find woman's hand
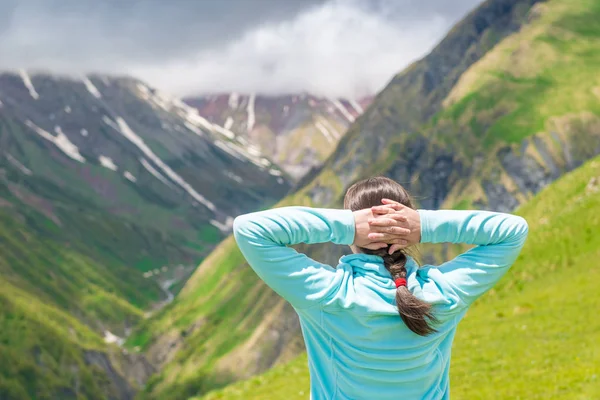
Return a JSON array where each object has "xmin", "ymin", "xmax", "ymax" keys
[
  {"xmin": 353, "ymin": 208, "xmax": 411, "ymax": 250},
  {"xmin": 369, "ymin": 199, "xmax": 421, "ymax": 254}
]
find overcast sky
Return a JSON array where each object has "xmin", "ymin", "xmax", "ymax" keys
[{"xmin": 0, "ymin": 0, "xmax": 483, "ymax": 98}]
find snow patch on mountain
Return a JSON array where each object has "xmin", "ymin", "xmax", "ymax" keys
[
  {"xmin": 6, "ymin": 153, "xmax": 33, "ymax": 175},
  {"xmin": 132, "ymin": 84, "xmax": 269, "ymax": 167},
  {"xmin": 212, "ymin": 124, "xmax": 236, "ymax": 140},
  {"xmin": 19, "ymin": 70, "xmax": 39, "ymax": 100},
  {"xmin": 110, "ymin": 116, "xmax": 216, "ymax": 211},
  {"xmin": 179, "ymin": 108, "xmax": 215, "ymax": 132},
  {"xmin": 246, "ymin": 145, "xmax": 262, "ymax": 157},
  {"xmin": 224, "ymin": 171, "xmax": 243, "ymax": 184},
  {"xmin": 319, "ymin": 117, "xmax": 341, "ymax": 139},
  {"xmin": 215, "ymin": 141, "xmax": 247, "ymax": 162},
  {"xmin": 184, "ymin": 121, "xmax": 204, "ymax": 136},
  {"xmin": 315, "ymin": 121, "xmax": 334, "ymax": 144},
  {"xmin": 103, "ymin": 331, "xmax": 125, "ymax": 346},
  {"xmin": 330, "ymin": 98, "xmax": 355, "ymax": 123},
  {"xmin": 214, "ymin": 140, "xmax": 271, "ymax": 171},
  {"xmin": 136, "ymin": 83, "xmax": 152, "ymax": 100},
  {"xmin": 99, "ymin": 155, "xmax": 118, "ymax": 171},
  {"xmin": 228, "ymin": 93, "xmax": 239, "ymax": 109},
  {"xmin": 124, "ymin": 171, "xmax": 137, "ymax": 182},
  {"xmin": 136, "ymin": 84, "xmax": 233, "ymax": 142},
  {"xmin": 102, "ymin": 115, "xmax": 120, "ymax": 131},
  {"xmin": 246, "ymin": 93, "xmax": 256, "ymax": 132},
  {"xmin": 224, "ymin": 117, "xmax": 234, "ymax": 130},
  {"xmin": 140, "ymin": 158, "xmax": 172, "ymax": 187},
  {"xmin": 349, "ymin": 99, "xmax": 364, "ymax": 114},
  {"xmin": 210, "ymin": 217, "xmax": 233, "ymax": 233},
  {"xmin": 82, "ymin": 77, "xmax": 102, "ymax": 99},
  {"xmin": 26, "ymin": 121, "xmax": 85, "ymax": 163}
]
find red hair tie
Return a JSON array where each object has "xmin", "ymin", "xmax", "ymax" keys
[{"xmin": 394, "ymin": 278, "xmax": 407, "ymax": 288}]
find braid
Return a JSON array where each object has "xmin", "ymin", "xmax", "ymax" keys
[
  {"xmin": 382, "ymin": 252, "xmax": 408, "ymax": 281},
  {"xmin": 343, "ymin": 176, "xmax": 437, "ymax": 336},
  {"xmin": 371, "ymin": 249, "xmax": 437, "ymax": 336}
]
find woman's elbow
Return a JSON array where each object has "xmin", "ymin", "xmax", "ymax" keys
[
  {"xmin": 512, "ymin": 215, "xmax": 529, "ymax": 240},
  {"xmin": 233, "ymin": 214, "xmax": 251, "ymax": 237}
]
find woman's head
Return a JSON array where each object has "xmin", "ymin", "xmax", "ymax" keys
[
  {"xmin": 344, "ymin": 177, "xmax": 414, "ymax": 256},
  {"xmin": 344, "ymin": 176, "xmax": 437, "ymax": 336},
  {"xmin": 344, "ymin": 176, "xmax": 414, "ymax": 214}
]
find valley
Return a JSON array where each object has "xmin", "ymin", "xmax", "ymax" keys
[{"xmin": 1, "ymin": 0, "xmax": 599, "ymax": 399}]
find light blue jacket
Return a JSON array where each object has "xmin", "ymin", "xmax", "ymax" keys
[{"xmin": 233, "ymin": 207, "xmax": 528, "ymax": 399}]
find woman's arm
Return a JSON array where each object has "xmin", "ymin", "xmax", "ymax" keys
[
  {"xmin": 368, "ymin": 203, "xmax": 528, "ymax": 310},
  {"xmin": 234, "ymin": 206, "xmax": 394, "ymax": 309},
  {"xmin": 418, "ymin": 209, "xmax": 529, "ymax": 308}
]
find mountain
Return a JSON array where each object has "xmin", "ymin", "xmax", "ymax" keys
[
  {"xmin": 129, "ymin": 0, "xmax": 600, "ymax": 398},
  {"xmin": 185, "ymin": 94, "xmax": 372, "ymax": 179},
  {"xmin": 197, "ymin": 154, "xmax": 600, "ymax": 400},
  {"xmin": 0, "ymin": 72, "xmax": 289, "ymax": 252},
  {"xmin": 0, "ymin": 72, "xmax": 291, "ymax": 398}
]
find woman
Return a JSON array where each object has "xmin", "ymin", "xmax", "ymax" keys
[{"xmin": 233, "ymin": 177, "xmax": 528, "ymax": 399}]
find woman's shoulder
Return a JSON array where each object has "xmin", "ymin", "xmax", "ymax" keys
[{"xmin": 411, "ymin": 265, "xmax": 465, "ymax": 320}]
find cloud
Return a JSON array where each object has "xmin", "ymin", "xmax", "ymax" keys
[
  {"xmin": 0, "ymin": 0, "xmax": 483, "ymax": 98},
  {"xmin": 0, "ymin": 0, "xmax": 325, "ymax": 69}
]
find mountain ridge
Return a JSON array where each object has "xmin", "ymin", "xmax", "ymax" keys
[{"xmin": 185, "ymin": 93, "xmax": 372, "ymax": 179}]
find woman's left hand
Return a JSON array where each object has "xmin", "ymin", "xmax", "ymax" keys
[{"xmin": 369, "ymin": 199, "xmax": 421, "ymax": 254}]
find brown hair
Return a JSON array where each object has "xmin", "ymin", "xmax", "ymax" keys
[{"xmin": 344, "ymin": 177, "xmax": 437, "ymax": 336}]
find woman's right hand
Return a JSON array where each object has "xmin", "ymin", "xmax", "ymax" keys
[{"xmin": 369, "ymin": 199, "xmax": 422, "ymax": 254}]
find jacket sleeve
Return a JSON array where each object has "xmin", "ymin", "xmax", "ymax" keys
[
  {"xmin": 233, "ymin": 206, "xmax": 355, "ymax": 309},
  {"xmin": 418, "ymin": 209, "xmax": 529, "ymax": 312}
]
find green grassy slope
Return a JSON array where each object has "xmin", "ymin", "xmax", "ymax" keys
[
  {"xmin": 0, "ymin": 182, "xmax": 162, "ymax": 330},
  {"xmin": 198, "ymin": 155, "xmax": 600, "ymax": 400},
  {"xmin": 0, "ymin": 211, "xmax": 149, "ymax": 399},
  {"xmin": 0, "ymin": 157, "xmax": 185, "ymax": 398},
  {"xmin": 0, "ymin": 167, "xmax": 183, "ymax": 399},
  {"xmin": 132, "ymin": 0, "xmax": 600, "ymax": 397},
  {"xmin": 0, "ymin": 116, "xmax": 216, "ymax": 274},
  {"xmin": 0, "ymin": 278, "xmax": 113, "ymax": 400}
]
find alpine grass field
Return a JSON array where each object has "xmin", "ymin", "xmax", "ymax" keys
[{"xmin": 198, "ymin": 155, "xmax": 600, "ymax": 400}]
